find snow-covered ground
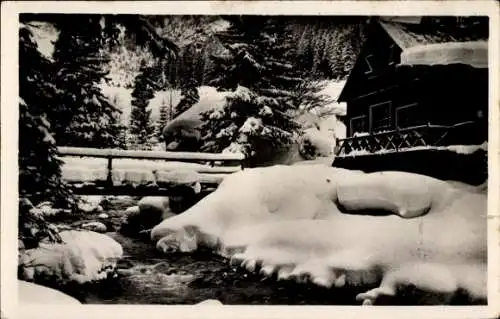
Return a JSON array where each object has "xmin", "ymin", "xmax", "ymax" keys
[{"xmin": 18, "ymin": 281, "xmax": 82, "ymax": 305}]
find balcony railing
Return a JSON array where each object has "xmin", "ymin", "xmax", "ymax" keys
[{"xmin": 335, "ymin": 121, "xmax": 478, "ymax": 157}]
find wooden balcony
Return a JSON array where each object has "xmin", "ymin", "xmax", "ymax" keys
[{"xmin": 335, "ymin": 121, "xmax": 480, "ymax": 157}]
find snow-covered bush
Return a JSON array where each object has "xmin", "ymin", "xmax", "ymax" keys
[
  {"xmin": 298, "ymin": 127, "xmax": 335, "ymax": 160},
  {"xmin": 200, "ymin": 17, "xmax": 305, "ymax": 164},
  {"xmin": 201, "ymin": 85, "xmax": 299, "ymax": 164},
  {"xmin": 18, "ymin": 198, "xmax": 65, "ymax": 251}
]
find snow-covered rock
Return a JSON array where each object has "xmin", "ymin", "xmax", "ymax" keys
[
  {"xmin": 35, "ymin": 202, "xmax": 62, "ymax": 217},
  {"xmin": 80, "ymin": 221, "xmax": 107, "ymax": 233},
  {"xmin": 19, "ymin": 230, "xmax": 123, "ymax": 285},
  {"xmin": 151, "ymin": 165, "xmax": 487, "ymax": 305},
  {"xmin": 138, "ymin": 197, "xmax": 171, "ymax": 219},
  {"xmin": 77, "ymin": 196, "xmax": 105, "ymax": 213},
  {"xmin": 155, "ymin": 169, "xmax": 202, "ymax": 194},
  {"xmin": 125, "ymin": 205, "xmax": 140, "ymax": 215},
  {"xmin": 120, "ymin": 198, "xmax": 175, "ymax": 237},
  {"xmin": 98, "ymin": 213, "xmax": 109, "ymax": 219},
  {"xmin": 18, "ymin": 280, "xmax": 81, "ymax": 305}
]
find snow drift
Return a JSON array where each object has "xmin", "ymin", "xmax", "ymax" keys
[{"xmin": 150, "ymin": 164, "xmax": 487, "ymax": 305}]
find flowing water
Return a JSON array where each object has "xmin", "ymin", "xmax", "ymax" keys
[{"xmin": 80, "ymin": 231, "xmax": 360, "ymax": 305}]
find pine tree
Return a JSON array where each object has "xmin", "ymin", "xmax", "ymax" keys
[
  {"xmin": 174, "ymin": 78, "xmax": 199, "ymax": 118},
  {"xmin": 51, "ymin": 15, "xmax": 126, "ymax": 149},
  {"xmin": 155, "ymin": 99, "xmax": 172, "ymax": 142},
  {"xmin": 18, "ymin": 23, "xmax": 74, "ymax": 208},
  {"xmin": 201, "ymin": 16, "xmax": 304, "ymax": 162},
  {"xmin": 129, "ymin": 65, "xmax": 159, "ymax": 150}
]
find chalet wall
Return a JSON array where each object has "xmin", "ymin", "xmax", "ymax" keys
[
  {"xmin": 333, "ymin": 148, "xmax": 487, "ymax": 186},
  {"xmin": 414, "ymin": 65, "xmax": 488, "ymax": 127},
  {"xmin": 345, "ymin": 81, "xmax": 426, "ymax": 136},
  {"xmin": 342, "ymin": 22, "xmax": 402, "ymax": 116},
  {"xmin": 340, "ymin": 21, "xmax": 488, "ymax": 142}
]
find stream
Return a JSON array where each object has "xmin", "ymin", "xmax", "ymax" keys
[
  {"xmin": 52, "ymin": 197, "xmax": 360, "ymax": 305},
  {"xmin": 80, "ymin": 231, "xmax": 361, "ymax": 305}
]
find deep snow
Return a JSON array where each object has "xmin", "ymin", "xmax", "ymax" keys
[{"xmin": 150, "ymin": 164, "xmax": 487, "ymax": 305}]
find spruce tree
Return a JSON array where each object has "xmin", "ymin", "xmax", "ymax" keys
[
  {"xmin": 129, "ymin": 65, "xmax": 158, "ymax": 150},
  {"xmin": 18, "ymin": 23, "xmax": 74, "ymax": 208},
  {"xmin": 51, "ymin": 15, "xmax": 126, "ymax": 149},
  {"xmin": 201, "ymin": 16, "xmax": 303, "ymax": 162}
]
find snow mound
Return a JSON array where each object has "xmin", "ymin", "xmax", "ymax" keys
[
  {"xmin": 18, "ymin": 280, "xmax": 81, "ymax": 305},
  {"xmin": 19, "ymin": 230, "xmax": 123, "ymax": 285},
  {"xmin": 150, "ymin": 165, "xmax": 487, "ymax": 305}
]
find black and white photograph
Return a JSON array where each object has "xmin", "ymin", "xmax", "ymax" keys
[{"xmin": 1, "ymin": 1, "xmax": 499, "ymax": 319}]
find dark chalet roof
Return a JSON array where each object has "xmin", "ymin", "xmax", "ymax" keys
[{"xmin": 338, "ymin": 19, "xmax": 488, "ymax": 102}]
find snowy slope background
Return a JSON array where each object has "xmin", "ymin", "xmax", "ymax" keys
[{"xmin": 26, "ymin": 19, "xmax": 348, "ymax": 164}]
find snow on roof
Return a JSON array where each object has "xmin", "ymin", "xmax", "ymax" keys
[
  {"xmin": 379, "ymin": 17, "xmax": 423, "ymax": 25},
  {"xmin": 169, "ymin": 86, "xmax": 230, "ymax": 127},
  {"xmin": 400, "ymin": 41, "xmax": 488, "ymax": 69},
  {"xmin": 379, "ymin": 21, "xmax": 485, "ymax": 50}
]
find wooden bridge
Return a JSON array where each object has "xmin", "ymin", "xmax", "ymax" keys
[{"xmin": 58, "ymin": 147, "xmax": 246, "ymax": 196}]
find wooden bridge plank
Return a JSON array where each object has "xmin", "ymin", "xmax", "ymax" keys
[
  {"xmin": 58, "ymin": 147, "xmax": 245, "ymax": 161},
  {"xmin": 57, "ymin": 146, "xmax": 244, "ymax": 195}
]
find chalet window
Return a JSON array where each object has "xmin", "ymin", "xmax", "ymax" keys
[
  {"xmin": 369, "ymin": 101, "xmax": 392, "ymax": 132},
  {"xmin": 350, "ymin": 115, "xmax": 367, "ymax": 136},
  {"xmin": 364, "ymin": 54, "xmax": 374, "ymax": 74},
  {"xmin": 396, "ymin": 103, "xmax": 423, "ymax": 129},
  {"xmin": 388, "ymin": 44, "xmax": 397, "ymax": 66}
]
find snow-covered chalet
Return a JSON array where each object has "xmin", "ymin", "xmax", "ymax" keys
[{"xmin": 333, "ymin": 16, "xmax": 488, "ymax": 185}]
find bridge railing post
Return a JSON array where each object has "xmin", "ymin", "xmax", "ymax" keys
[{"xmin": 107, "ymin": 156, "xmax": 113, "ymax": 185}]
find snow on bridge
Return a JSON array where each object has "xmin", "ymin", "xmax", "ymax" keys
[{"xmin": 58, "ymin": 147, "xmax": 246, "ymax": 196}]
